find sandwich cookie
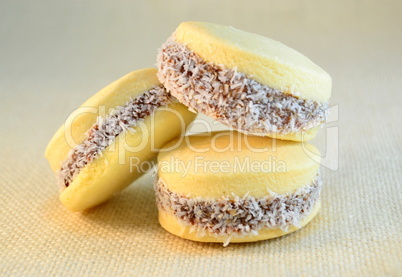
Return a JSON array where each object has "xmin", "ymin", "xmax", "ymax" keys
[
  {"xmin": 155, "ymin": 131, "xmax": 322, "ymax": 246},
  {"xmin": 157, "ymin": 21, "xmax": 332, "ymax": 141},
  {"xmin": 45, "ymin": 68, "xmax": 196, "ymax": 211}
]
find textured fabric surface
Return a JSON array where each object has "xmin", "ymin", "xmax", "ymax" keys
[{"xmin": 1, "ymin": 1, "xmax": 401, "ymax": 276}]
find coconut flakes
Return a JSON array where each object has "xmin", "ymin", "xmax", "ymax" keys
[
  {"xmin": 157, "ymin": 38, "xmax": 328, "ymax": 136},
  {"xmin": 58, "ymin": 85, "xmax": 173, "ymax": 187},
  {"xmin": 155, "ymin": 175, "xmax": 322, "ymax": 244}
]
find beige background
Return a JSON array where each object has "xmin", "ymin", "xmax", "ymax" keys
[{"xmin": 1, "ymin": 0, "xmax": 401, "ymax": 276}]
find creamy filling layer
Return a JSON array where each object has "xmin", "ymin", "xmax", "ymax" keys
[
  {"xmin": 155, "ymin": 176, "xmax": 321, "ymax": 239},
  {"xmin": 59, "ymin": 86, "xmax": 172, "ymax": 187},
  {"xmin": 157, "ymin": 38, "xmax": 328, "ymax": 135}
]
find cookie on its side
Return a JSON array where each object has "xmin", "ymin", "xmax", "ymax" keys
[{"xmin": 45, "ymin": 68, "xmax": 196, "ymax": 211}]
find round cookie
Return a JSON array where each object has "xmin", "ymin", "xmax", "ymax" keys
[
  {"xmin": 157, "ymin": 21, "xmax": 332, "ymax": 141},
  {"xmin": 155, "ymin": 131, "xmax": 322, "ymax": 246},
  {"xmin": 45, "ymin": 68, "xmax": 196, "ymax": 211}
]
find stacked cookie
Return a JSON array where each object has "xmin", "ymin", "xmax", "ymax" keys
[{"xmin": 46, "ymin": 22, "xmax": 331, "ymax": 246}]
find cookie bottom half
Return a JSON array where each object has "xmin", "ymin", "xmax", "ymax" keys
[{"xmin": 158, "ymin": 202, "xmax": 320, "ymax": 245}]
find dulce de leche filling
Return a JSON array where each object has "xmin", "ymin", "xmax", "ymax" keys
[
  {"xmin": 59, "ymin": 86, "xmax": 172, "ymax": 187},
  {"xmin": 157, "ymin": 38, "xmax": 328, "ymax": 135},
  {"xmin": 155, "ymin": 175, "xmax": 321, "ymax": 242}
]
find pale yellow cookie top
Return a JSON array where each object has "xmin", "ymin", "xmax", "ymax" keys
[
  {"xmin": 45, "ymin": 68, "xmax": 160, "ymax": 173},
  {"xmin": 158, "ymin": 131, "xmax": 321, "ymax": 197},
  {"xmin": 173, "ymin": 21, "xmax": 331, "ymax": 102}
]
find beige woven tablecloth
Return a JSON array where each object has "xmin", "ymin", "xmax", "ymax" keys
[{"xmin": 1, "ymin": 1, "xmax": 401, "ymax": 276}]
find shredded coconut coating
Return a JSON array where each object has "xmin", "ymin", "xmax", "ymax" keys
[
  {"xmin": 155, "ymin": 176, "xmax": 321, "ymax": 243},
  {"xmin": 59, "ymin": 85, "xmax": 173, "ymax": 187},
  {"xmin": 157, "ymin": 38, "xmax": 328, "ymax": 135}
]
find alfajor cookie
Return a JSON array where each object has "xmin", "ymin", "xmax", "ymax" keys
[
  {"xmin": 155, "ymin": 131, "xmax": 322, "ymax": 246},
  {"xmin": 45, "ymin": 68, "xmax": 196, "ymax": 211},
  {"xmin": 157, "ymin": 21, "xmax": 332, "ymax": 141}
]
